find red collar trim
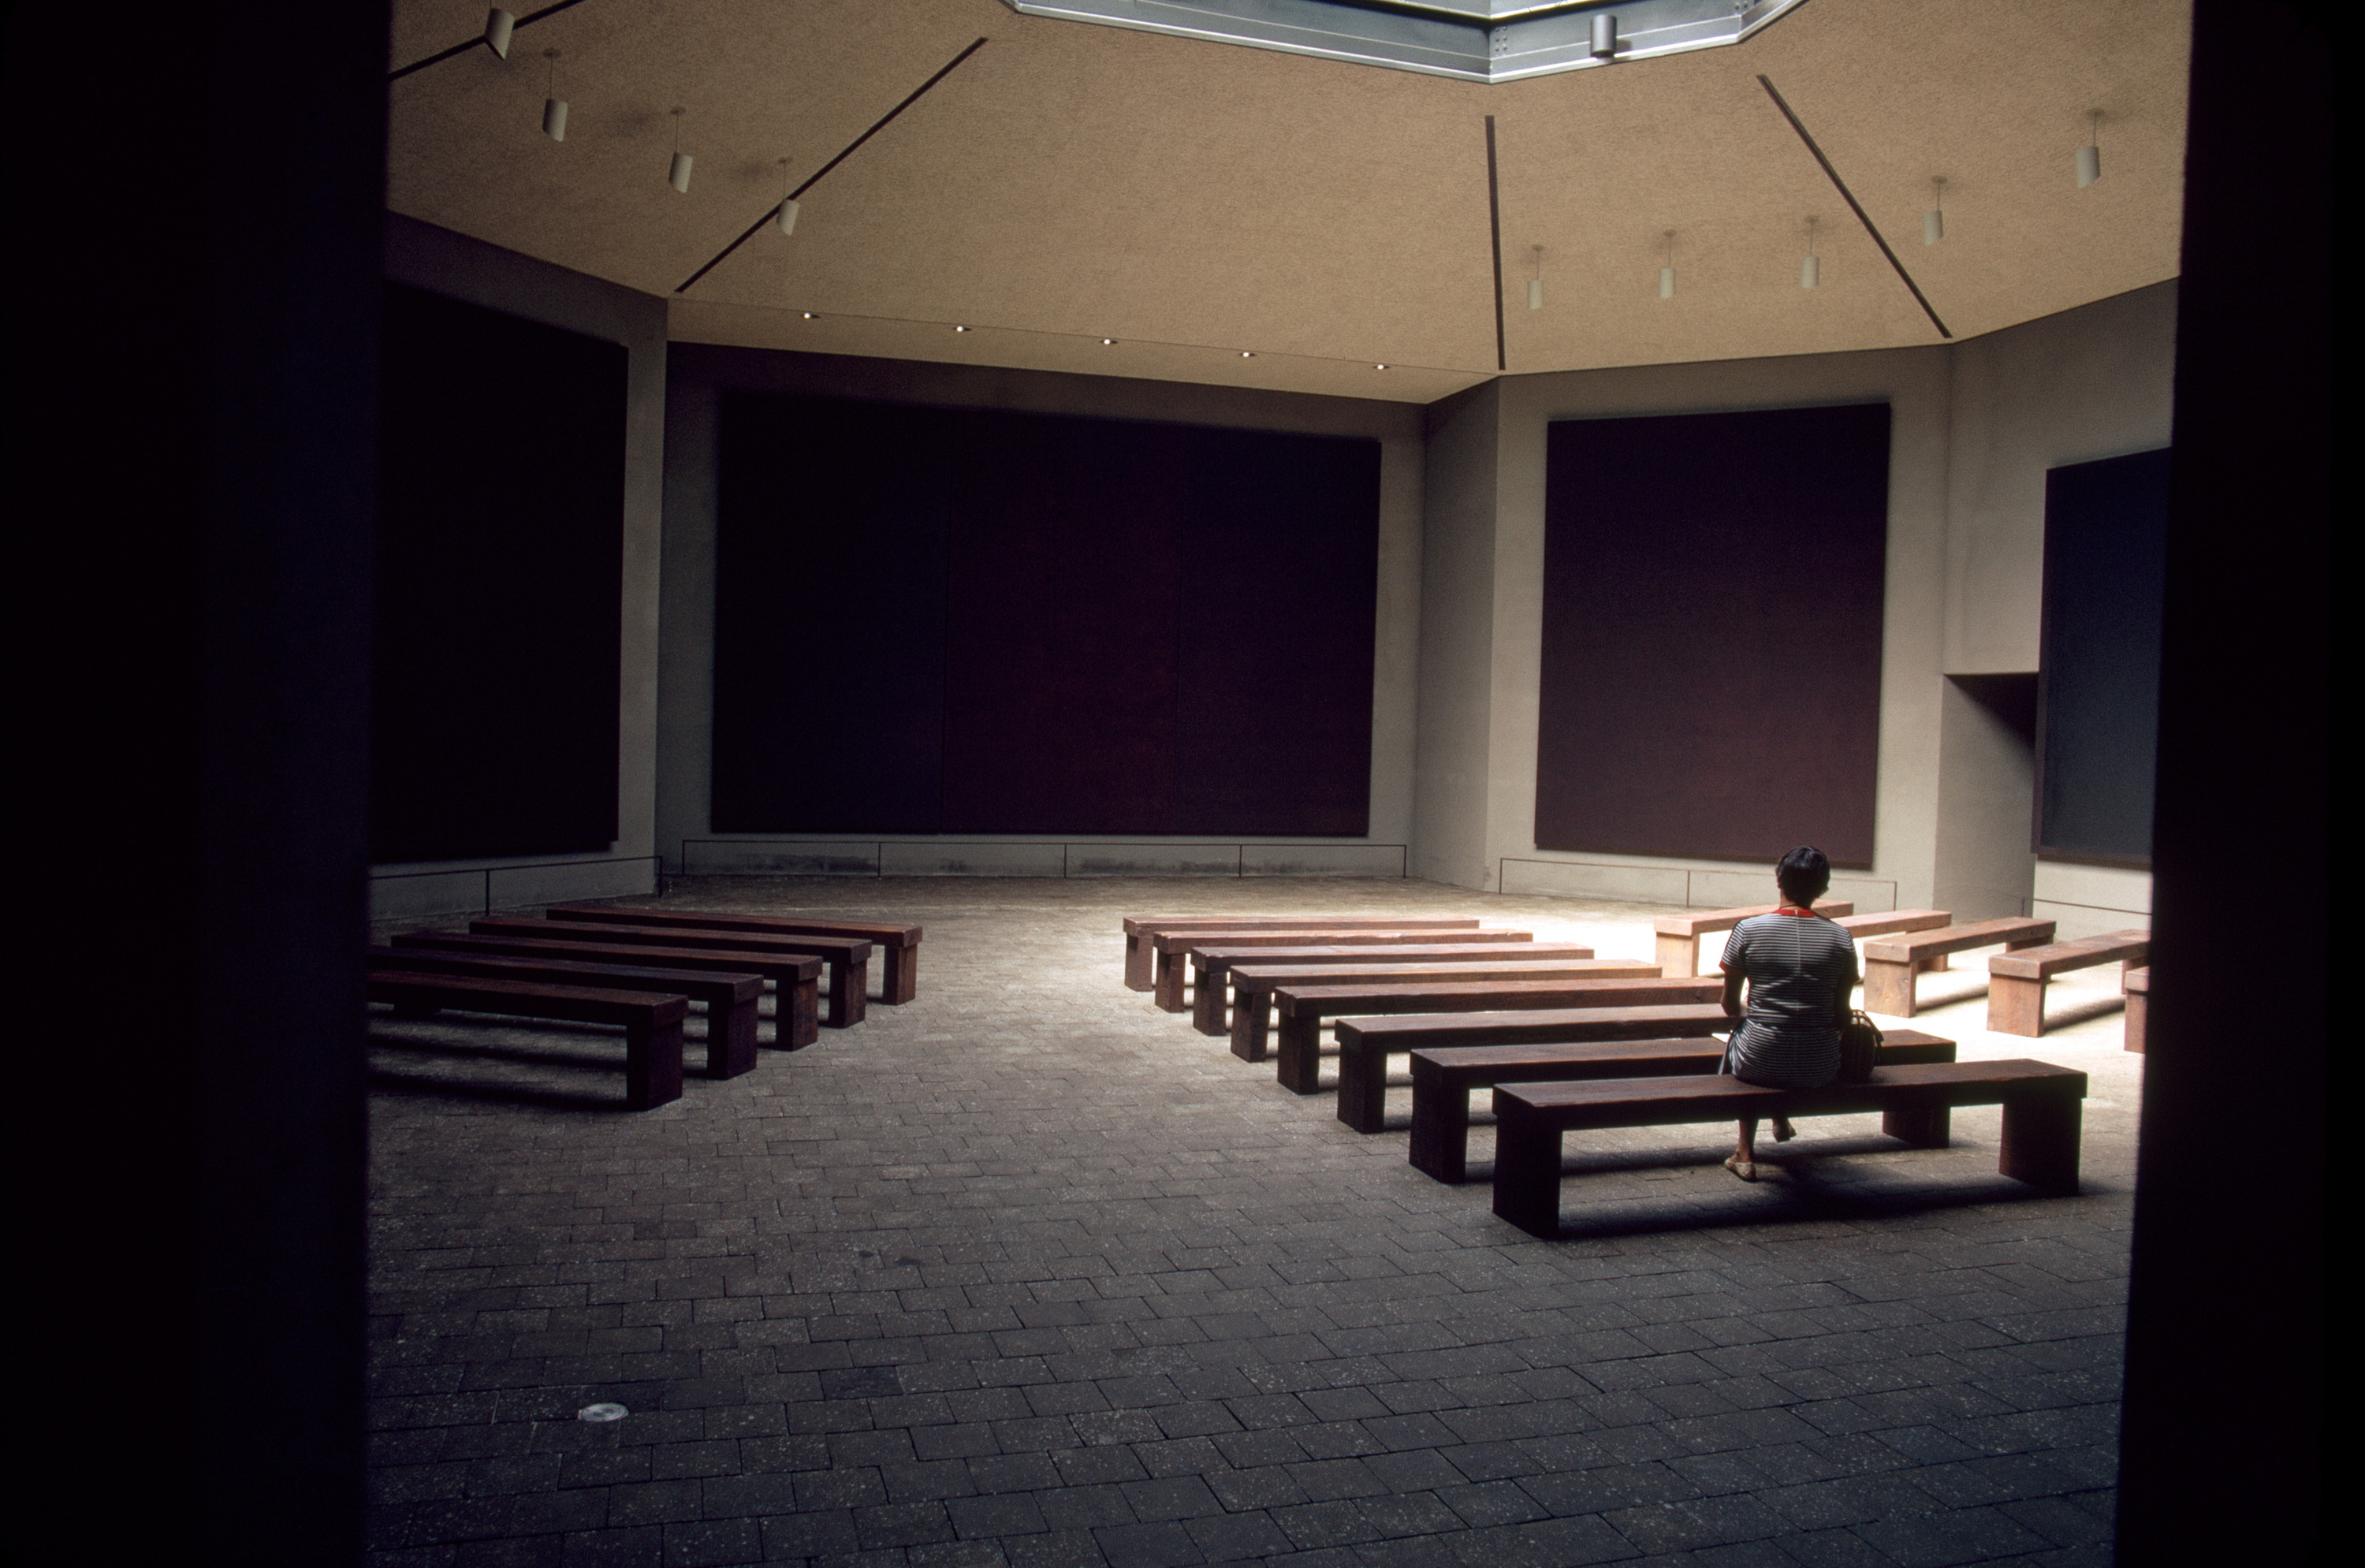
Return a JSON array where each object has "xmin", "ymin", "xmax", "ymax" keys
[{"xmin": 1775, "ymin": 906, "xmax": 1816, "ymax": 917}]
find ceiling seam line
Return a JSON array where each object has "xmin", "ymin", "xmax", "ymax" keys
[
  {"xmin": 675, "ymin": 37, "xmax": 991, "ymax": 296},
  {"xmin": 1756, "ymin": 73, "xmax": 1952, "ymax": 341},
  {"xmin": 388, "ymin": 0, "xmax": 601, "ymax": 83},
  {"xmin": 1485, "ymin": 116, "xmax": 1507, "ymax": 373}
]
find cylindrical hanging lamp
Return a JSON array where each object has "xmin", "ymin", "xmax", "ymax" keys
[
  {"xmin": 542, "ymin": 50, "xmax": 565, "ymax": 142},
  {"xmin": 1924, "ymin": 177, "xmax": 1945, "ymax": 244},
  {"xmin": 2077, "ymin": 114, "xmax": 2101, "ymax": 186},
  {"xmin": 1591, "ymin": 13, "xmax": 1618, "ymax": 59},
  {"xmin": 1659, "ymin": 231, "xmax": 1674, "ymax": 298},
  {"xmin": 777, "ymin": 199, "xmax": 800, "ymax": 235},
  {"xmin": 668, "ymin": 109, "xmax": 691, "ymax": 193},
  {"xmin": 1801, "ymin": 217, "xmax": 1819, "ymax": 288},
  {"xmin": 1527, "ymin": 244, "xmax": 1544, "ymax": 310},
  {"xmin": 484, "ymin": 9, "xmax": 515, "ymax": 59}
]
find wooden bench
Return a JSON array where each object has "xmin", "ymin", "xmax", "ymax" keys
[
  {"xmin": 1261, "ymin": 974, "xmax": 1717, "ymax": 1091},
  {"xmin": 1228, "ymin": 955, "xmax": 1623, "ymax": 1063},
  {"xmin": 2123, "ymin": 966, "xmax": 2149, "ymax": 1053},
  {"xmin": 1159, "ymin": 928, "xmax": 1531, "ymax": 1019},
  {"xmin": 1183, "ymin": 939, "xmax": 1556, "ymax": 1033},
  {"xmin": 1652, "ymin": 899, "xmax": 1853, "ymax": 978},
  {"xmin": 1121, "ymin": 916, "xmax": 1480, "ymax": 992},
  {"xmin": 1834, "ymin": 910, "xmax": 1957, "ymax": 968},
  {"xmin": 1406, "ymin": 1029, "xmax": 1958, "ymax": 1183},
  {"xmin": 391, "ymin": 931, "xmax": 823, "ymax": 1048},
  {"xmin": 367, "ymin": 971, "xmax": 688, "ymax": 1110},
  {"xmin": 1859, "ymin": 918, "xmax": 2058, "ymax": 1017},
  {"xmin": 1332, "ymin": 1002, "xmax": 1734, "ymax": 1133},
  {"xmin": 371, "ymin": 947, "xmax": 764, "ymax": 1078},
  {"xmin": 475, "ymin": 917, "xmax": 872, "ymax": 1028},
  {"xmin": 1489, "ymin": 1058, "xmax": 2090, "ymax": 1236},
  {"xmin": 545, "ymin": 903, "xmax": 925, "ymax": 1004},
  {"xmin": 1987, "ymin": 929, "xmax": 2150, "ymax": 1036}
]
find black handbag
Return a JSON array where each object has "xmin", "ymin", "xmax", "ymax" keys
[{"xmin": 1837, "ymin": 1009, "xmax": 1883, "ymax": 1083}]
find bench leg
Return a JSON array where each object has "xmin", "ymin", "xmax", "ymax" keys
[
  {"xmin": 1490, "ymin": 1104, "xmax": 1562, "ymax": 1238},
  {"xmin": 1987, "ymin": 974, "xmax": 2046, "ymax": 1037},
  {"xmin": 1334, "ymin": 1041, "xmax": 1387, "ymax": 1132},
  {"xmin": 1862, "ymin": 958, "xmax": 1918, "ymax": 1016},
  {"xmin": 1654, "ymin": 931, "xmax": 1696, "ymax": 978},
  {"xmin": 1230, "ymin": 992, "xmax": 1272, "ymax": 1061},
  {"xmin": 825, "ymin": 959, "xmax": 869, "ymax": 1029},
  {"xmin": 1124, "ymin": 933, "xmax": 1153, "ymax": 990},
  {"xmin": 1276, "ymin": 1014, "xmax": 1324, "ymax": 1095},
  {"xmin": 1153, "ymin": 949, "xmax": 1188, "ymax": 1012},
  {"xmin": 624, "ymin": 1018, "xmax": 685, "ymax": 1111},
  {"xmin": 881, "ymin": 944, "xmax": 918, "ymax": 1004},
  {"xmin": 784, "ymin": 977, "xmax": 820, "ymax": 1048},
  {"xmin": 2000, "ymin": 1089, "xmax": 2083, "ymax": 1192},
  {"xmin": 1407, "ymin": 1066, "xmax": 1471, "ymax": 1183},
  {"xmin": 1192, "ymin": 966, "xmax": 1227, "ymax": 1035},
  {"xmin": 713, "ymin": 999, "xmax": 758, "ymax": 1078},
  {"xmin": 2123, "ymin": 990, "xmax": 2147, "ymax": 1053},
  {"xmin": 1883, "ymin": 1100, "xmax": 1952, "ymax": 1147},
  {"xmin": 389, "ymin": 1002, "xmax": 441, "ymax": 1020}
]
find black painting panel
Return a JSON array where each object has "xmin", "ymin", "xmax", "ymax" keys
[
  {"xmin": 1535, "ymin": 403, "xmax": 1890, "ymax": 866},
  {"xmin": 940, "ymin": 411, "xmax": 1187, "ymax": 834},
  {"xmin": 2036, "ymin": 447, "xmax": 2170, "ymax": 864},
  {"xmin": 1175, "ymin": 426, "xmax": 1380, "ymax": 836},
  {"xmin": 372, "ymin": 283, "xmax": 624, "ymax": 862},
  {"xmin": 711, "ymin": 393, "xmax": 952, "ymax": 832}
]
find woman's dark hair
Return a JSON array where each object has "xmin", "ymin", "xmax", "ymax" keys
[{"xmin": 1776, "ymin": 845, "xmax": 1831, "ymax": 905}]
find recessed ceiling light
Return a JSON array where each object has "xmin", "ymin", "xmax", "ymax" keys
[
  {"xmin": 954, "ymin": 325, "xmax": 969, "ymax": 333},
  {"xmin": 1102, "ymin": 338, "xmax": 1115, "ymax": 345},
  {"xmin": 1375, "ymin": 363, "xmax": 1388, "ymax": 370},
  {"xmin": 1239, "ymin": 352, "xmax": 1254, "ymax": 358},
  {"xmin": 801, "ymin": 311, "xmax": 816, "ymax": 319}
]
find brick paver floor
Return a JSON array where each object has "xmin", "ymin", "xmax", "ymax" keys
[{"xmin": 366, "ymin": 877, "xmax": 2136, "ymax": 1566}]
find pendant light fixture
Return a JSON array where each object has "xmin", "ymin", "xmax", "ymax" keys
[
  {"xmin": 1527, "ymin": 244, "xmax": 1544, "ymax": 310},
  {"xmin": 2077, "ymin": 112, "xmax": 2101, "ymax": 187},
  {"xmin": 484, "ymin": 9, "xmax": 515, "ymax": 59},
  {"xmin": 774, "ymin": 158, "xmax": 799, "ymax": 235},
  {"xmin": 668, "ymin": 108, "xmax": 693, "ymax": 193},
  {"xmin": 1800, "ymin": 217, "xmax": 1819, "ymax": 289},
  {"xmin": 1924, "ymin": 177, "xmax": 1945, "ymax": 245},
  {"xmin": 1659, "ymin": 231, "xmax": 1675, "ymax": 299},
  {"xmin": 1591, "ymin": 13, "xmax": 1618, "ymax": 59},
  {"xmin": 541, "ymin": 50, "xmax": 567, "ymax": 142}
]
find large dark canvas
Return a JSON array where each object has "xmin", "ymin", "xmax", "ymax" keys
[
  {"xmin": 1535, "ymin": 403, "xmax": 1890, "ymax": 866},
  {"xmin": 2036, "ymin": 447, "xmax": 2170, "ymax": 865},
  {"xmin": 371, "ymin": 284, "xmax": 625, "ymax": 863},
  {"xmin": 711, "ymin": 393, "xmax": 1379, "ymax": 837}
]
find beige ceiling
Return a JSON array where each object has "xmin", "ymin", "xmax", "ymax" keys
[{"xmin": 388, "ymin": 0, "xmax": 2190, "ymax": 404}]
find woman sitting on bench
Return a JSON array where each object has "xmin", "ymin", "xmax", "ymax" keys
[{"xmin": 1718, "ymin": 845, "xmax": 1860, "ymax": 1181}]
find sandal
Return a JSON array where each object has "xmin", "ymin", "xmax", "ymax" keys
[{"xmin": 1723, "ymin": 1155, "xmax": 1756, "ymax": 1183}]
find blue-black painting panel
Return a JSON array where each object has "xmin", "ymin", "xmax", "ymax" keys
[
  {"xmin": 710, "ymin": 392, "xmax": 951, "ymax": 832},
  {"xmin": 1175, "ymin": 426, "xmax": 1379, "ymax": 836},
  {"xmin": 1535, "ymin": 403, "xmax": 1890, "ymax": 866},
  {"xmin": 372, "ymin": 283, "xmax": 624, "ymax": 863},
  {"xmin": 2037, "ymin": 447, "xmax": 2170, "ymax": 863}
]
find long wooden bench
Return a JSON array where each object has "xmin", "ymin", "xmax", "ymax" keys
[
  {"xmin": 1859, "ymin": 917, "xmax": 2057, "ymax": 1017},
  {"xmin": 1407, "ymin": 1029, "xmax": 1958, "ymax": 1183},
  {"xmin": 1121, "ymin": 916, "xmax": 1480, "ymax": 992},
  {"xmin": 2123, "ymin": 966, "xmax": 2149, "ymax": 1053},
  {"xmin": 1161, "ymin": 928, "xmax": 1531, "ymax": 1019},
  {"xmin": 1228, "ymin": 955, "xmax": 1623, "ymax": 1063},
  {"xmin": 391, "ymin": 931, "xmax": 823, "ymax": 1048},
  {"xmin": 1987, "ymin": 929, "xmax": 2150, "ymax": 1036},
  {"xmin": 367, "ymin": 971, "xmax": 688, "ymax": 1110},
  {"xmin": 1332, "ymin": 1002, "xmax": 1733, "ymax": 1133},
  {"xmin": 1652, "ymin": 899, "xmax": 1853, "ymax": 978},
  {"xmin": 1261, "ymin": 974, "xmax": 1719, "ymax": 1091},
  {"xmin": 474, "ymin": 917, "xmax": 871, "ymax": 1028},
  {"xmin": 371, "ymin": 947, "xmax": 764, "ymax": 1078},
  {"xmin": 1184, "ymin": 940, "xmax": 1560, "ymax": 1033},
  {"xmin": 545, "ymin": 903, "xmax": 925, "ymax": 1005},
  {"xmin": 1834, "ymin": 910, "xmax": 1957, "ymax": 968},
  {"xmin": 1490, "ymin": 1059, "xmax": 2089, "ymax": 1236}
]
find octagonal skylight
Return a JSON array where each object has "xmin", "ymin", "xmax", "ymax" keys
[{"xmin": 1004, "ymin": 0, "xmax": 1814, "ymax": 83}]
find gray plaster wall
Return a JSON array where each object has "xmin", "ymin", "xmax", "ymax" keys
[
  {"xmin": 1410, "ymin": 281, "xmax": 2179, "ymax": 921},
  {"xmin": 372, "ymin": 215, "xmax": 667, "ymax": 919},
  {"xmin": 657, "ymin": 345, "xmax": 1425, "ymax": 875}
]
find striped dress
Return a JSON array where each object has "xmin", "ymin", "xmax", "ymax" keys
[{"xmin": 1719, "ymin": 911, "xmax": 1859, "ymax": 1090}]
